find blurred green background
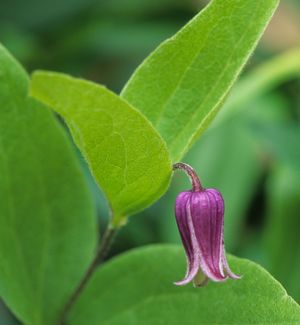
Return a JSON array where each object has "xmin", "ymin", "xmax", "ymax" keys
[{"xmin": 0, "ymin": 0, "xmax": 300, "ymax": 323}]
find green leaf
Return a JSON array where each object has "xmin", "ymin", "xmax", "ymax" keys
[
  {"xmin": 121, "ymin": 0, "xmax": 279, "ymax": 161},
  {"xmin": 68, "ymin": 245, "xmax": 300, "ymax": 324},
  {"xmin": 264, "ymin": 165, "xmax": 300, "ymax": 303},
  {"xmin": 0, "ymin": 44, "xmax": 97, "ymax": 324},
  {"xmin": 30, "ymin": 71, "xmax": 172, "ymax": 223}
]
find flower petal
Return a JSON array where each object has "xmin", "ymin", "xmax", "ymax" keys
[
  {"xmin": 190, "ymin": 190, "xmax": 227, "ymax": 282},
  {"xmin": 174, "ymin": 192, "xmax": 200, "ymax": 285},
  {"xmin": 212, "ymin": 190, "xmax": 241, "ymax": 280},
  {"xmin": 222, "ymin": 252, "xmax": 241, "ymax": 279}
]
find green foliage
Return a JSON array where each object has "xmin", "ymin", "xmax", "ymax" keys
[
  {"xmin": 0, "ymin": 301, "xmax": 18, "ymax": 325},
  {"xmin": 215, "ymin": 47, "xmax": 300, "ymax": 127},
  {"xmin": 121, "ymin": 0, "xmax": 279, "ymax": 161},
  {"xmin": 59, "ymin": 20, "xmax": 179, "ymax": 59},
  {"xmin": 0, "ymin": 0, "xmax": 99, "ymax": 28},
  {"xmin": 264, "ymin": 166, "xmax": 300, "ymax": 303},
  {"xmin": 254, "ymin": 122, "xmax": 300, "ymax": 171},
  {"xmin": 30, "ymin": 71, "xmax": 172, "ymax": 223},
  {"xmin": 0, "ymin": 44, "xmax": 97, "ymax": 325},
  {"xmin": 68, "ymin": 245, "xmax": 300, "ymax": 324},
  {"xmin": 1, "ymin": 0, "xmax": 298, "ymax": 323}
]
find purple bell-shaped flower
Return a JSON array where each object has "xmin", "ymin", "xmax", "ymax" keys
[{"xmin": 173, "ymin": 163, "xmax": 240, "ymax": 287}]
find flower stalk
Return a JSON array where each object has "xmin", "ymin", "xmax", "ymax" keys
[{"xmin": 173, "ymin": 162, "xmax": 203, "ymax": 192}]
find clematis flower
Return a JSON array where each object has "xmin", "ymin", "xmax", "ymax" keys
[{"xmin": 173, "ymin": 163, "xmax": 240, "ymax": 287}]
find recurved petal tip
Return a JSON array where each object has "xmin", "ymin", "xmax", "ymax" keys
[
  {"xmin": 175, "ymin": 192, "xmax": 201, "ymax": 286},
  {"xmin": 222, "ymin": 254, "xmax": 241, "ymax": 280},
  {"xmin": 174, "ymin": 257, "xmax": 200, "ymax": 286}
]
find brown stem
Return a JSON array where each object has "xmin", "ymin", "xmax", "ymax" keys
[
  {"xmin": 58, "ymin": 224, "xmax": 118, "ymax": 324},
  {"xmin": 173, "ymin": 162, "xmax": 203, "ymax": 192}
]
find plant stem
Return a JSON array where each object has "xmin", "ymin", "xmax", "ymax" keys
[
  {"xmin": 173, "ymin": 162, "xmax": 203, "ymax": 192},
  {"xmin": 58, "ymin": 223, "xmax": 119, "ymax": 324}
]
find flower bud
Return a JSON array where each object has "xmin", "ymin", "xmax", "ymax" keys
[{"xmin": 173, "ymin": 163, "xmax": 240, "ymax": 287}]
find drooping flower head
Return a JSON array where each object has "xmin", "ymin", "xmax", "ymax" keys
[{"xmin": 173, "ymin": 162, "xmax": 240, "ymax": 287}]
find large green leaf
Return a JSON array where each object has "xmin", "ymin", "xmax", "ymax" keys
[
  {"xmin": 121, "ymin": 0, "xmax": 279, "ymax": 161},
  {"xmin": 68, "ymin": 245, "xmax": 300, "ymax": 324},
  {"xmin": 0, "ymin": 44, "xmax": 97, "ymax": 324},
  {"xmin": 30, "ymin": 71, "xmax": 172, "ymax": 224}
]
